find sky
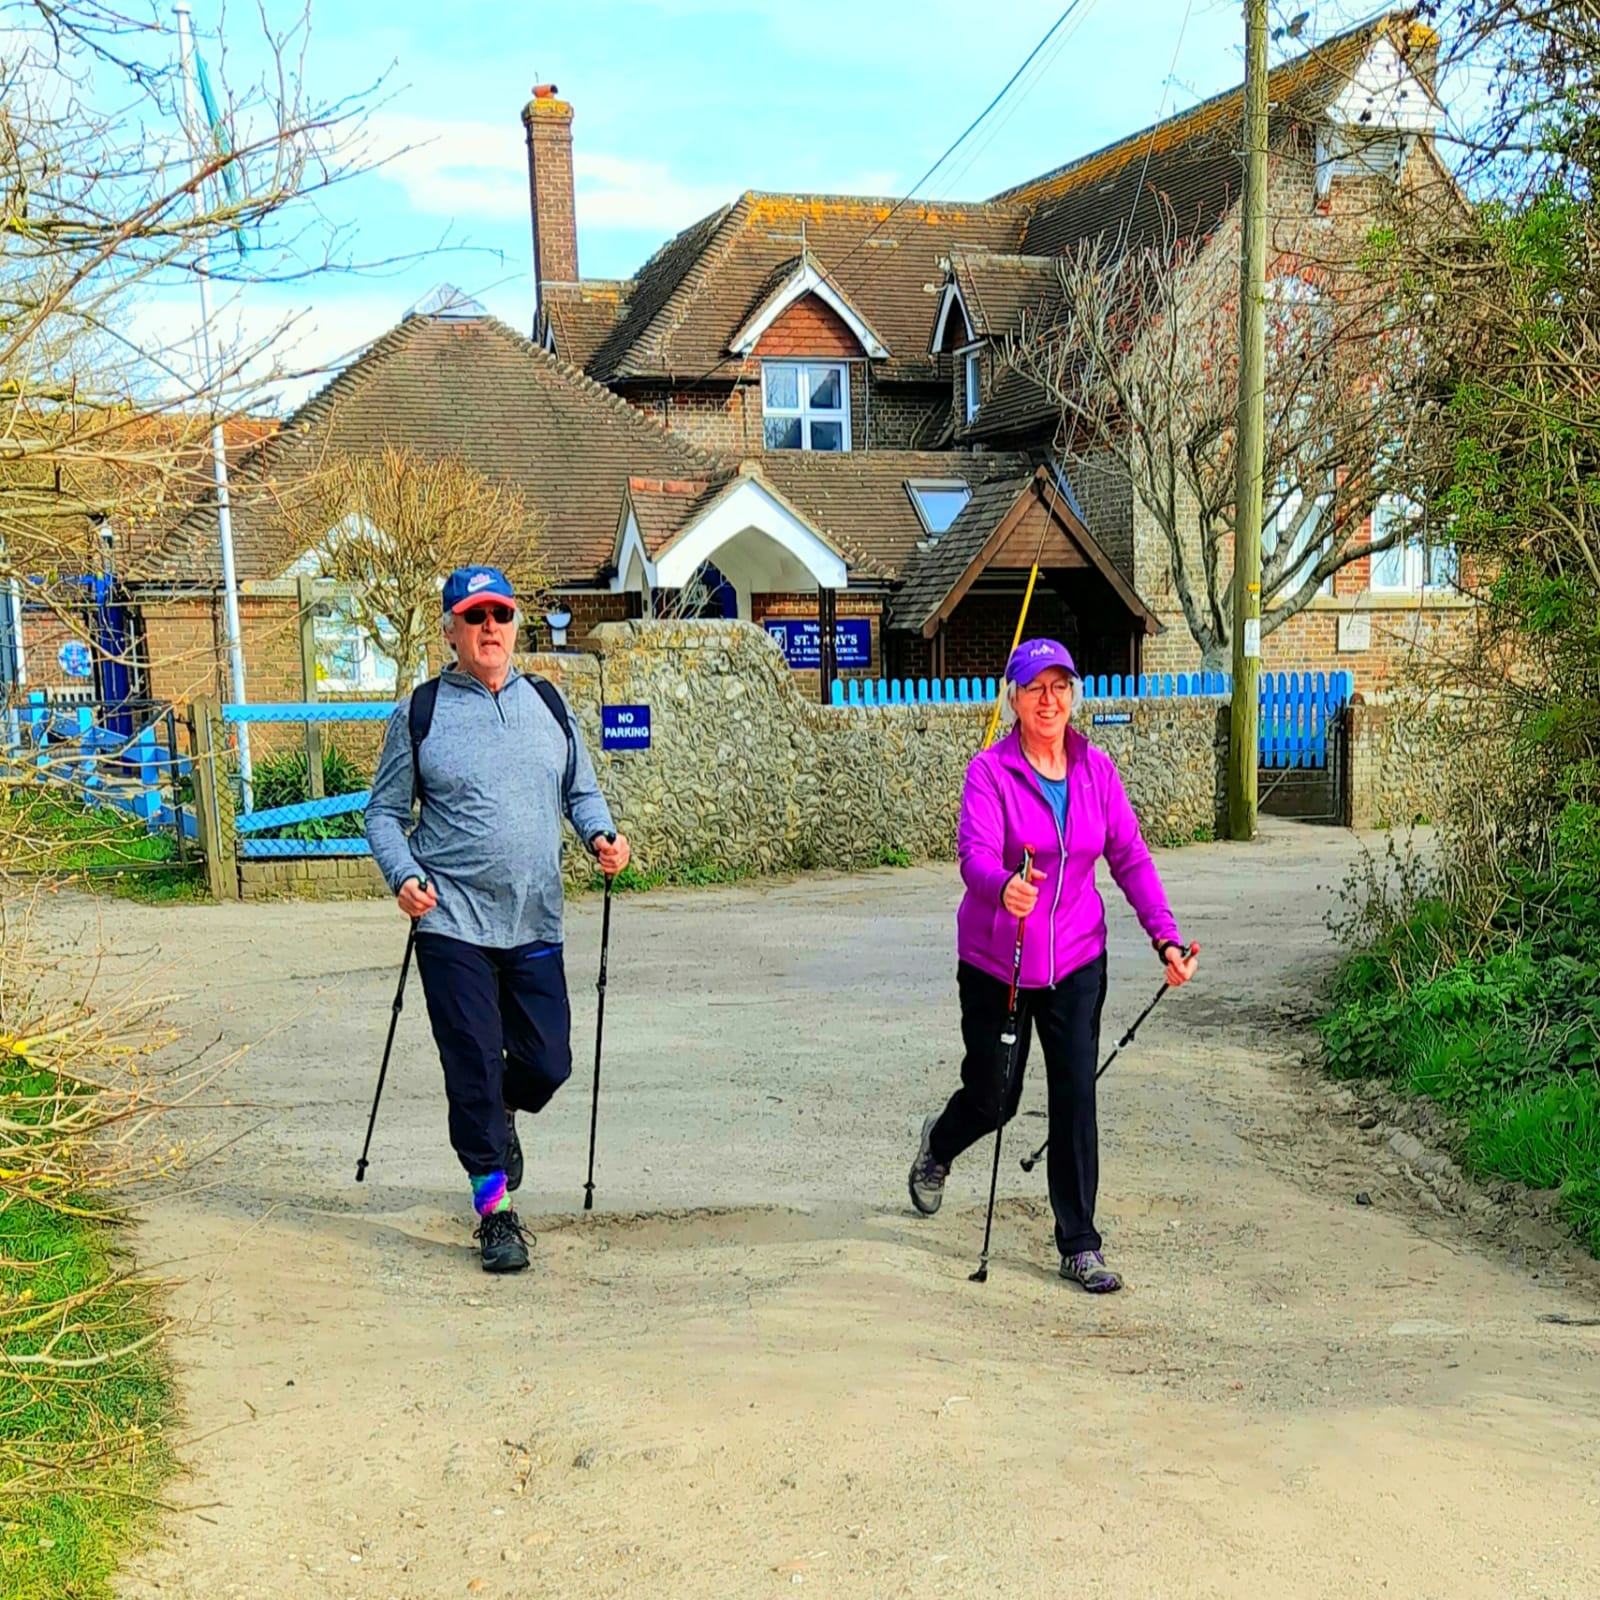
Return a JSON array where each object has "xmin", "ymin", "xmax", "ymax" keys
[{"xmin": 128, "ymin": 0, "xmax": 1421, "ymax": 411}]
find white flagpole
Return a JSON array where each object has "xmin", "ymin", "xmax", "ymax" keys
[{"xmin": 175, "ymin": 1, "xmax": 253, "ymax": 808}]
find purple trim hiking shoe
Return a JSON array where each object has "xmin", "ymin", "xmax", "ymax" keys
[{"xmin": 1061, "ymin": 1250, "xmax": 1122, "ymax": 1293}]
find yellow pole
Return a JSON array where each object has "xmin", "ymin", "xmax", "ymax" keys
[{"xmin": 981, "ymin": 562, "xmax": 1040, "ymax": 750}]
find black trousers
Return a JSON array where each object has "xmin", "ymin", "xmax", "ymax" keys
[
  {"xmin": 930, "ymin": 954, "xmax": 1109, "ymax": 1256},
  {"xmin": 413, "ymin": 932, "xmax": 573, "ymax": 1178}
]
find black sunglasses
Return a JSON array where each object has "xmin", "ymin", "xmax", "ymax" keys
[{"xmin": 459, "ymin": 603, "xmax": 515, "ymax": 626}]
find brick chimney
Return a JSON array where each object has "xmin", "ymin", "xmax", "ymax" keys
[{"xmin": 522, "ymin": 86, "xmax": 579, "ymax": 319}]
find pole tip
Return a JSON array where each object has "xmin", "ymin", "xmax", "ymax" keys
[
  {"xmin": 583, "ymin": 1191, "xmax": 594, "ymax": 1211},
  {"xmin": 968, "ymin": 1266, "xmax": 988, "ymax": 1283}
]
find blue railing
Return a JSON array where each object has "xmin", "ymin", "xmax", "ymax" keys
[
  {"xmin": 226, "ymin": 699, "xmax": 388, "ymax": 858},
  {"xmin": 4, "ymin": 693, "xmax": 196, "ymax": 837}
]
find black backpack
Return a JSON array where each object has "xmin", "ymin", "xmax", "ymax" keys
[{"xmin": 407, "ymin": 674, "xmax": 576, "ymax": 807}]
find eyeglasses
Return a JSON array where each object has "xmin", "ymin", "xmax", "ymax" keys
[
  {"xmin": 1018, "ymin": 678, "xmax": 1073, "ymax": 701},
  {"xmin": 459, "ymin": 604, "xmax": 515, "ymax": 627}
]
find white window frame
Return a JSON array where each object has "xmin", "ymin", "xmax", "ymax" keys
[
  {"xmin": 906, "ymin": 478, "xmax": 972, "ymax": 537},
  {"xmin": 1265, "ymin": 480, "xmax": 1333, "ymax": 598},
  {"xmin": 761, "ymin": 361, "xmax": 851, "ymax": 452},
  {"xmin": 1369, "ymin": 495, "xmax": 1456, "ymax": 594},
  {"xmin": 963, "ymin": 346, "xmax": 982, "ymax": 425},
  {"xmin": 314, "ymin": 596, "xmax": 400, "ymax": 693}
]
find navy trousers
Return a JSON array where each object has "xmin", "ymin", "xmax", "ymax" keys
[
  {"xmin": 929, "ymin": 954, "xmax": 1109, "ymax": 1257},
  {"xmin": 413, "ymin": 932, "xmax": 573, "ymax": 1178}
]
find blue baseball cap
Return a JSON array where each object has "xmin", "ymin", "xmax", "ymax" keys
[
  {"xmin": 442, "ymin": 566, "xmax": 516, "ymax": 614},
  {"xmin": 1006, "ymin": 638, "xmax": 1077, "ymax": 686}
]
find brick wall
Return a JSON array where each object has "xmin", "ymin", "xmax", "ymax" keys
[
  {"xmin": 867, "ymin": 380, "xmax": 947, "ymax": 449},
  {"xmin": 239, "ymin": 855, "xmax": 389, "ymax": 902},
  {"xmin": 940, "ymin": 588, "xmax": 1083, "ymax": 680},
  {"xmin": 15, "ymin": 605, "xmax": 95, "ymax": 695},
  {"xmin": 624, "ymin": 380, "xmax": 759, "ymax": 454}
]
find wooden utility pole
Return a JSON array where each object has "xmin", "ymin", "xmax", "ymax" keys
[{"xmin": 1228, "ymin": 0, "xmax": 1269, "ymax": 841}]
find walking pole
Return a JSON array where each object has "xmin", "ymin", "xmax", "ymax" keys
[
  {"xmin": 1019, "ymin": 943, "xmax": 1197, "ymax": 1174},
  {"xmin": 355, "ymin": 907, "xmax": 423, "ymax": 1182},
  {"xmin": 582, "ymin": 834, "xmax": 617, "ymax": 1212},
  {"xmin": 970, "ymin": 847, "xmax": 1033, "ymax": 1284}
]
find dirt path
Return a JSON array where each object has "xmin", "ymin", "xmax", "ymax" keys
[{"xmin": 34, "ymin": 822, "xmax": 1600, "ymax": 1598}]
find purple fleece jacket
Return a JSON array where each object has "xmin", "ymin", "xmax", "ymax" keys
[{"xmin": 956, "ymin": 725, "xmax": 1182, "ymax": 987}]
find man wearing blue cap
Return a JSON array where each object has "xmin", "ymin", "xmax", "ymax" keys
[{"xmin": 366, "ymin": 566, "xmax": 630, "ymax": 1272}]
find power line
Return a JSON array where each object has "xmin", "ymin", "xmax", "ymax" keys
[{"xmin": 826, "ymin": 0, "xmax": 1097, "ymax": 292}]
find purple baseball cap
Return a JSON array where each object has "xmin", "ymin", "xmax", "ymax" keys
[{"xmin": 1006, "ymin": 638, "xmax": 1077, "ymax": 686}]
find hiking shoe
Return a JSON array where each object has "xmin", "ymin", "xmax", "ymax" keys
[
  {"xmin": 475, "ymin": 1208, "xmax": 531, "ymax": 1273},
  {"xmin": 1061, "ymin": 1249, "xmax": 1121, "ymax": 1293},
  {"xmin": 505, "ymin": 1109, "xmax": 524, "ymax": 1192},
  {"xmin": 908, "ymin": 1113, "xmax": 948, "ymax": 1216}
]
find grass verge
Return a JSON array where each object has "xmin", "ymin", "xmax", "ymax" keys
[
  {"xmin": 0, "ymin": 1054, "xmax": 173, "ymax": 1599},
  {"xmin": 1319, "ymin": 838, "xmax": 1600, "ymax": 1255},
  {"xmin": 1, "ymin": 791, "xmax": 206, "ymax": 904}
]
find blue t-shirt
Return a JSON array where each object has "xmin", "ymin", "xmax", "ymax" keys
[{"xmin": 1032, "ymin": 771, "xmax": 1069, "ymax": 836}]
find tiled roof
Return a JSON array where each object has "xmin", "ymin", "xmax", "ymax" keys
[
  {"xmin": 994, "ymin": 17, "xmax": 1393, "ymax": 257},
  {"xmin": 889, "ymin": 473, "xmax": 1036, "ymax": 634},
  {"xmin": 757, "ymin": 449, "xmax": 1035, "ymax": 580},
  {"xmin": 138, "ymin": 313, "xmax": 722, "ymax": 588},
  {"xmin": 947, "ymin": 251, "xmax": 1062, "ymax": 340},
  {"xmin": 540, "ymin": 281, "xmax": 628, "ymax": 370},
  {"xmin": 589, "ymin": 193, "xmax": 1031, "ymax": 385}
]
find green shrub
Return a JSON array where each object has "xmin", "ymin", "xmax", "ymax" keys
[{"xmin": 249, "ymin": 743, "xmax": 368, "ymax": 840}]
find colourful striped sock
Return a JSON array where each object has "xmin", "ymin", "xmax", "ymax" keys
[{"xmin": 470, "ymin": 1170, "xmax": 510, "ymax": 1217}]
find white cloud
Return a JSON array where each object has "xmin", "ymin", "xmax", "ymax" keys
[{"xmin": 360, "ymin": 113, "xmax": 730, "ymax": 236}]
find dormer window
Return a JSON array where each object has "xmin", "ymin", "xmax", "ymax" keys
[
  {"xmin": 763, "ymin": 361, "xmax": 849, "ymax": 451},
  {"xmin": 964, "ymin": 348, "xmax": 982, "ymax": 424},
  {"xmin": 907, "ymin": 479, "xmax": 972, "ymax": 536}
]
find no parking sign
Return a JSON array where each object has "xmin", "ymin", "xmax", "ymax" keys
[{"xmin": 601, "ymin": 704, "xmax": 651, "ymax": 752}]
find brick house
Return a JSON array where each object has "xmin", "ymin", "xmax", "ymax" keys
[
  {"xmin": 528, "ymin": 10, "xmax": 1469, "ymax": 692},
  {"xmin": 124, "ymin": 11, "xmax": 1466, "ymax": 713},
  {"xmin": 131, "ymin": 299, "xmax": 1154, "ymax": 705}
]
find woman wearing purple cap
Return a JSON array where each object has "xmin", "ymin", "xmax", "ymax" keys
[{"xmin": 907, "ymin": 638, "xmax": 1198, "ymax": 1291}]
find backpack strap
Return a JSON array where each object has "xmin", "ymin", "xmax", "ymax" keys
[
  {"xmin": 407, "ymin": 673, "xmax": 575, "ymax": 809},
  {"xmin": 408, "ymin": 677, "xmax": 441, "ymax": 804},
  {"xmin": 526, "ymin": 675, "xmax": 578, "ymax": 804}
]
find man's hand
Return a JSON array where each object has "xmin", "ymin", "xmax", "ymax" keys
[
  {"xmin": 397, "ymin": 875, "xmax": 437, "ymax": 920},
  {"xmin": 1001, "ymin": 864, "xmax": 1048, "ymax": 919},
  {"xmin": 1162, "ymin": 940, "xmax": 1200, "ymax": 987},
  {"xmin": 593, "ymin": 832, "xmax": 631, "ymax": 877}
]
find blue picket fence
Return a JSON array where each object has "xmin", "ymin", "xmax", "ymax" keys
[
  {"xmin": 829, "ymin": 673, "xmax": 1232, "ymax": 708},
  {"xmin": 828, "ymin": 669, "xmax": 1352, "ymax": 770},
  {"xmin": 1258, "ymin": 671, "xmax": 1353, "ymax": 771},
  {"xmin": 4, "ymin": 693, "xmax": 196, "ymax": 837}
]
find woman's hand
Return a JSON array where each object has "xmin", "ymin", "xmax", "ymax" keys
[
  {"xmin": 1162, "ymin": 940, "xmax": 1200, "ymax": 987},
  {"xmin": 397, "ymin": 875, "xmax": 436, "ymax": 920},
  {"xmin": 1002, "ymin": 865, "xmax": 1048, "ymax": 919}
]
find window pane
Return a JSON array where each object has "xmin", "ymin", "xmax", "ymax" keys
[
  {"xmin": 1370, "ymin": 540, "xmax": 1406, "ymax": 590},
  {"xmin": 764, "ymin": 364, "xmax": 799, "ymax": 410},
  {"xmin": 809, "ymin": 421, "xmax": 844, "ymax": 452},
  {"xmin": 764, "ymin": 416, "xmax": 803, "ymax": 450},
  {"xmin": 1427, "ymin": 542, "xmax": 1458, "ymax": 589},
  {"xmin": 809, "ymin": 366, "xmax": 841, "ymax": 410},
  {"xmin": 910, "ymin": 486, "xmax": 972, "ymax": 533}
]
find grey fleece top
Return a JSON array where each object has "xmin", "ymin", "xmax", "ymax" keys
[{"xmin": 364, "ymin": 668, "xmax": 615, "ymax": 950}]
